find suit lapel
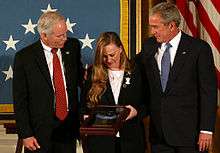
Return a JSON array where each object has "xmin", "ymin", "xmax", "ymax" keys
[
  {"xmin": 34, "ymin": 41, "xmax": 53, "ymax": 89},
  {"xmin": 101, "ymin": 81, "xmax": 116, "ymax": 105},
  {"xmin": 166, "ymin": 33, "xmax": 190, "ymax": 92},
  {"xmin": 61, "ymin": 48, "xmax": 71, "ymax": 87},
  {"xmin": 102, "ymin": 73, "xmax": 129, "ymax": 106},
  {"xmin": 149, "ymin": 43, "xmax": 162, "ymax": 91},
  {"xmin": 117, "ymin": 71, "xmax": 129, "ymax": 105}
]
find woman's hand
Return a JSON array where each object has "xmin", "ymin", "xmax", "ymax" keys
[
  {"xmin": 125, "ymin": 105, "xmax": 137, "ymax": 120},
  {"xmin": 83, "ymin": 114, "xmax": 89, "ymax": 120}
]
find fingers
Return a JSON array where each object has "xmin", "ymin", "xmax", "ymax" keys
[
  {"xmin": 23, "ymin": 137, "xmax": 40, "ymax": 151},
  {"xmin": 198, "ymin": 139, "xmax": 210, "ymax": 152},
  {"xmin": 198, "ymin": 133, "xmax": 212, "ymax": 152},
  {"xmin": 125, "ymin": 105, "xmax": 137, "ymax": 120},
  {"xmin": 83, "ymin": 115, "xmax": 89, "ymax": 120},
  {"xmin": 24, "ymin": 143, "xmax": 37, "ymax": 151},
  {"xmin": 33, "ymin": 138, "xmax": 41, "ymax": 149}
]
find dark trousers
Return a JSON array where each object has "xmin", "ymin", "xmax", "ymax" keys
[
  {"xmin": 85, "ymin": 136, "xmax": 121, "ymax": 153},
  {"xmin": 24, "ymin": 140, "xmax": 76, "ymax": 153},
  {"xmin": 115, "ymin": 137, "xmax": 121, "ymax": 153},
  {"xmin": 151, "ymin": 143, "xmax": 208, "ymax": 153}
]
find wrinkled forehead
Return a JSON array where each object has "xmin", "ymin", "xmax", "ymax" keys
[{"xmin": 103, "ymin": 43, "xmax": 120, "ymax": 54}]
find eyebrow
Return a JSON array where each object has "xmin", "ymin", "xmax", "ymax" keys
[{"xmin": 104, "ymin": 51, "xmax": 117, "ymax": 55}]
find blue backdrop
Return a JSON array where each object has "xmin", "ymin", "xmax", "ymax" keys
[{"xmin": 0, "ymin": 0, "xmax": 120, "ymax": 109}]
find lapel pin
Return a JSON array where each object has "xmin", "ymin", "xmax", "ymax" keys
[
  {"xmin": 125, "ymin": 77, "xmax": 131, "ymax": 85},
  {"xmin": 182, "ymin": 51, "xmax": 186, "ymax": 55},
  {"xmin": 65, "ymin": 51, "xmax": 70, "ymax": 55},
  {"xmin": 123, "ymin": 84, "xmax": 127, "ymax": 88}
]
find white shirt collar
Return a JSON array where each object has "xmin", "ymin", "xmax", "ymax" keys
[
  {"xmin": 161, "ymin": 30, "xmax": 182, "ymax": 50},
  {"xmin": 156, "ymin": 31, "xmax": 182, "ymax": 70},
  {"xmin": 40, "ymin": 40, "xmax": 52, "ymax": 52}
]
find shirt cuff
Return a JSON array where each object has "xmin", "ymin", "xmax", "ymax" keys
[{"xmin": 200, "ymin": 130, "xmax": 213, "ymax": 135}]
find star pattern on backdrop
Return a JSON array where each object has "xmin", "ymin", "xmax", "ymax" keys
[
  {"xmin": 66, "ymin": 18, "xmax": 76, "ymax": 33},
  {"xmin": 79, "ymin": 33, "xmax": 95, "ymax": 49},
  {"xmin": 22, "ymin": 19, "xmax": 37, "ymax": 34},
  {"xmin": 3, "ymin": 35, "xmax": 20, "ymax": 51},
  {"xmin": 0, "ymin": 1, "xmax": 111, "ymax": 104},
  {"xmin": 2, "ymin": 65, "xmax": 13, "ymax": 81},
  {"xmin": 41, "ymin": 4, "xmax": 57, "ymax": 13}
]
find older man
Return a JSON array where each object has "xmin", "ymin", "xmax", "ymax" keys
[{"xmin": 13, "ymin": 11, "xmax": 83, "ymax": 153}]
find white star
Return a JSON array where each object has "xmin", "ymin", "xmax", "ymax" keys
[
  {"xmin": 2, "ymin": 66, "xmax": 13, "ymax": 81},
  {"xmin": 66, "ymin": 18, "xmax": 76, "ymax": 33},
  {"xmin": 22, "ymin": 19, "xmax": 37, "ymax": 34},
  {"xmin": 3, "ymin": 35, "xmax": 20, "ymax": 51},
  {"xmin": 79, "ymin": 33, "xmax": 95, "ymax": 49},
  {"xmin": 41, "ymin": 4, "xmax": 57, "ymax": 13}
]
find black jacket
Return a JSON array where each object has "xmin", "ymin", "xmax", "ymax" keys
[
  {"xmin": 80, "ymin": 63, "xmax": 148, "ymax": 153},
  {"xmin": 13, "ymin": 38, "xmax": 83, "ymax": 151},
  {"xmin": 139, "ymin": 32, "xmax": 217, "ymax": 146}
]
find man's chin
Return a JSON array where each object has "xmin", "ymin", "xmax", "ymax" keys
[
  {"xmin": 57, "ymin": 44, "xmax": 65, "ymax": 49},
  {"xmin": 156, "ymin": 38, "xmax": 162, "ymax": 43}
]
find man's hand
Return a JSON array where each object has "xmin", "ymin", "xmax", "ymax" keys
[
  {"xmin": 23, "ymin": 136, "xmax": 40, "ymax": 151},
  {"xmin": 125, "ymin": 105, "xmax": 137, "ymax": 120},
  {"xmin": 197, "ymin": 133, "xmax": 212, "ymax": 152}
]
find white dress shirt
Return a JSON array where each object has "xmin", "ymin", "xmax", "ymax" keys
[
  {"xmin": 108, "ymin": 69, "xmax": 124, "ymax": 104},
  {"xmin": 155, "ymin": 31, "xmax": 181, "ymax": 74},
  {"xmin": 108, "ymin": 69, "xmax": 124, "ymax": 137}
]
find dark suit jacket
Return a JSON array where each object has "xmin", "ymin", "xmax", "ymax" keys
[
  {"xmin": 13, "ymin": 38, "xmax": 83, "ymax": 150},
  {"xmin": 81, "ymin": 63, "xmax": 147, "ymax": 153},
  {"xmin": 139, "ymin": 32, "xmax": 217, "ymax": 146}
]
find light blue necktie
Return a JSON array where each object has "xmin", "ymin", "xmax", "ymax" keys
[{"xmin": 161, "ymin": 43, "xmax": 172, "ymax": 92}]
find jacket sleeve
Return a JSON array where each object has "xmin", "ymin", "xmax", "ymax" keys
[
  {"xmin": 13, "ymin": 52, "xmax": 34, "ymax": 139},
  {"xmin": 197, "ymin": 40, "xmax": 217, "ymax": 132}
]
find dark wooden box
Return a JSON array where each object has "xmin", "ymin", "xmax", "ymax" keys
[{"xmin": 80, "ymin": 105, "xmax": 130, "ymax": 136}]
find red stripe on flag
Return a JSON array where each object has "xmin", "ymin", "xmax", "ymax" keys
[
  {"xmin": 196, "ymin": 2, "xmax": 220, "ymax": 54},
  {"xmin": 211, "ymin": 0, "xmax": 220, "ymax": 14},
  {"xmin": 176, "ymin": 0, "xmax": 198, "ymax": 37}
]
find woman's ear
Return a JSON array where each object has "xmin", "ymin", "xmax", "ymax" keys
[{"xmin": 119, "ymin": 46, "xmax": 123, "ymax": 53}]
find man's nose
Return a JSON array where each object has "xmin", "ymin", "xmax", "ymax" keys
[
  {"xmin": 107, "ymin": 57, "xmax": 111, "ymax": 62},
  {"xmin": 106, "ymin": 56, "xmax": 113, "ymax": 63}
]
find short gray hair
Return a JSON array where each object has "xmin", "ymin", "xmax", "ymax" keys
[
  {"xmin": 150, "ymin": 2, "xmax": 181, "ymax": 27},
  {"xmin": 37, "ymin": 11, "xmax": 65, "ymax": 35}
]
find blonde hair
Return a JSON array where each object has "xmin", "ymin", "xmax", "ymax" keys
[{"xmin": 87, "ymin": 32, "xmax": 132, "ymax": 106}]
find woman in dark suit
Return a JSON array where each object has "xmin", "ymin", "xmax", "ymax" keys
[{"xmin": 81, "ymin": 32, "xmax": 147, "ymax": 153}]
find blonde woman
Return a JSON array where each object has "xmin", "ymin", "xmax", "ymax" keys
[{"xmin": 81, "ymin": 32, "xmax": 147, "ymax": 153}]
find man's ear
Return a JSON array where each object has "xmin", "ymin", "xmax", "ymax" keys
[
  {"xmin": 40, "ymin": 32, "xmax": 47, "ymax": 42},
  {"xmin": 169, "ymin": 21, "xmax": 177, "ymax": 31}
]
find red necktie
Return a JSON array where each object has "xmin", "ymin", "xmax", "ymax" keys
[{"xmin": 51, "ymin": 48, "xmax": 68, "ymax": 121}]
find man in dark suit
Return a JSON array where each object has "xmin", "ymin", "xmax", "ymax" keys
[
  {"xmin": 13, "ymin": 11, "xmax": 83, "ymax": 153},
  {"xmin": 138, "ymin": 2, "xmax": 217, "ymax": 153}
]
